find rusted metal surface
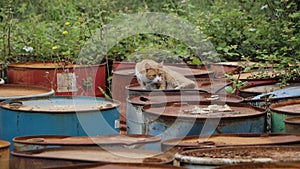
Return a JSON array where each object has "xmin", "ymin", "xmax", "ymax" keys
[
  {"xmin": 161, "ymin": 133, "xmax": 300, "ymax": 151},
  {"xmin": 0, "ymin": 140, "xmax": 10, "ymax": 169},
  {"xmin": 10, "ymin": 147, "xmax": 174, "ymax": 169},
  {"xmin": 13, "ymin": 134, "xmax": 161, "ymax": 152},
  {"xmin": 215, "ymin": 161, "xmax": 300, "ymax": 169},
  {"xmin": 43, "ymin": 163, "xmax": 188, "ymax": 169},
  {"xmin": 239, "ymin": 82, "xmax": 300, "ymax": 98},
  {"xmin": 284, "ymin": 117, "xmax": 300, "ymax": 134},
  {"xmin": 175, "ymin": 146, "xmax": 300, "ymax": 167},
  {"xmin": 7, "ymin": 62, "xmax": 107, "ymax": 97},
  {"xmin": 0, "ymin": 84, "xmax": 54, "ymax": 101},
  {"xmin": 270, "ymin": 100, "xmax": 300, "ymax": 115},
  {"xmin": 142, "ymin": 102, "xmax": 266, "ymax": 141}
]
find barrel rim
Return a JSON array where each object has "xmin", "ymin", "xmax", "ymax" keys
[
  {"xmin": 284, "ymin": 116, "xmax": 300, "ymax": 125},
  {"xmin": 175, "ymin": 145, "xmax": 300, "ymax": 165},
  {"xmin": 127, "ymin": 93, "xmax": 244, "ymax": 106},
  {"xmin": 13, "ymin": 134, "xmax": 161, "ymax": 146},
  {"xmin": 0, "ymin": 96, "xmax": 120, "ymax": 114},
  {"xmin": 0, "ymin": 84, "xmax": 55, "ymax": 101},
  {"xmin": 161, "ymin": 133, "xmax": 300, "ymax": 148},
  {"xmin": 142, "ymin": 101, "xmax": 266, "ymax": 119},
  {"xmin": 0, "ymin": 140, "xmax": 11, "ymax": 149},
  {"xmin": 7, "ymin": 61, "xmax": 107, "ymax": 69},
  {"xmin": 270, "ymin": 100, "xmax": 300, "ymax": 115}
]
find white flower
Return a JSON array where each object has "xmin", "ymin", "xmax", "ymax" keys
[
  {"xmin": 248, "ymin": 28, "xmax": 256, "ymax": 32},
  {"xmin": 23, "ymin": 46, "xmax": 33, "ymax": 53},
  {"xmin": 261, "ymin": 5, "xmax": 268, "ymax": 10}
]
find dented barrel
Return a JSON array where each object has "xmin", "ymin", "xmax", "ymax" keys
[
  {"xmin": 142, "ymin": 101, "xmax": 266, "ymax": 141},
  {"xmin": 284, "ymin": 116, "xmax": 300, "ymax": 134}
]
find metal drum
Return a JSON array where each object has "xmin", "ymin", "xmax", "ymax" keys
[
  {"xmin": 0, "ymin": 84, "xmax": 54, "ymax": 101},
  {"xmin": 126, "ymin": 93, "xmax": 243, "ymax": 135},
  {"xmin": 10, "ymin": 147, "xmax": 174, "ymax": 169},
  {"xmin": 0, "ymin": 96, "xmax": 120, "ymax": 147},
  {"xmin": 239, "ymin": 82, "xmax": 300, "ymax": 98},
  {"xmin": 13, "ymin": 134, "xmax": 161, "ymax": 152},
  {"xmin": 0, "ymin": 140, "xmax": 10, "ymax": 169},
  {"xmin": 245, "ymin": 86, "xmax": 300, "ymax": 108},
  {"xmin": 270, "ymin": 100, "xmax": 300, "ymax": 133},
  {"xmin": 284, "ymin": 117, "xmax": 300, "ymax": 134},
  {"xmin": 216, "ymin": 162, "xmax": 300, "ymax": 169},
  {"xmin": 174, "ymin": 146, "xmax": 300, "ymax": 169},
  {"xmin": 143, "ymin": 101, "xmax": 266, "ymax": 141},
  {"xmin": 7, "ymin": 62, "xmax": 107, "ymax": 97},
  {"xmin": 161, "ymin": 133, "xmax": 300, "ymax": 152}
]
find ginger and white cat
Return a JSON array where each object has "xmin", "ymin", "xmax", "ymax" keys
[{"xmin": 135, "ymin": 59, "xmax": 196, "ymax": 90}]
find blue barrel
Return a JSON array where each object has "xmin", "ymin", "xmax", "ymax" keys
[
  {"xmin": 0, "ymin": 96, "xmax": 120, "ymax": 146},
  {"xmin": 143, "ymin": 101, "xmax": 266, "ymax": 141}
]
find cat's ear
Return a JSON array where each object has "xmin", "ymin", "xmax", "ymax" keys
[
  {"xmin": 145, "ymin": 63, "xmax": 151, "ymax": 70},
  {"xmin": 158, "ymin": 61, "xmax": 163, "ymax": 68}
]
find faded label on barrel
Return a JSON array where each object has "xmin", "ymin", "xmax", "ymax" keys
[{"xmin": 57, "ymin": 72, "xmax": 77, "ymax": 92}]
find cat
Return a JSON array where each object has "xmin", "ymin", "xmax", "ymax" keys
[{"xmin": 135, "ymin": 59, "xmax": 196, "ymax": 90}]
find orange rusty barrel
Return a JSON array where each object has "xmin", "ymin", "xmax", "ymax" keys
[
  {"xmin": 0, "ymin": 140, "xmax": 10, "ymax": 169},
  {"xmin": 45, "ymin": 163, "xmax": 188, "ymax": 169},
  {"xmin": 216, "ymin": 161, "xmax": 300, "ymax": 169},
  {"xmin": 10, "ymin": 147, "xmax": 174, "ymax": 169},
  {"xmin": 7, "ymin": 61, "xmax": 107, "ymax": 97},
  {"xmin": 174, "ymin": 146, "xmax": 300, "ymax": 168},
  {"xmin": 0, "ymin": 84, "xmax": 54, "ymax": 101},
  {"xmin": 161, "ymin": 133, "xmax": 300, "ymax": 152},
  {"xmin": 13, "ymin": 134, "xmax": 161, "ymax": 152}
]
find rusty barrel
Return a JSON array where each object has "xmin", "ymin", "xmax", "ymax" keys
[
  {"xmin": 7, "ymin": 62, "xmax": 107, "ymax": 97},
  {"xmin": 161, "ymin": 133, "xmax": 300, "ymax": 152},
  {"xmin": 44, "ymin": 163, "xmax": 188, "ymax": 169},
  {"xmin": 142, "ymin": 101, "xmax": 266, "ymax": 141},
  {"xmin": 216, "ymin": 161, "xmax": 300, "ymax": 169},
  {"xmin": 174, "ymin": 146, "xmax": 300, "ymax": 168},
  {"xmin": 126, "ymin": 93, "xmax": 243, "ymax": 135},
  {"xmin": 0, "ymin": 140, "xmax": 10, "ymax": 169},
  {"xmin": 239, "ymin": 81, "xmax": 300, "ymax": 98},
  {"xmin": 13, "ymin": 134, "xmax": 161, "ymax": 152},
  {"xmin": 284, "ymin": 117, "xmax": 300, "ymax": 134},
  {"xmin": 0, "ymin": 96, "xmax": 120, "ymax": 148},
  {"xmin": 270, "ymin": 100, "xmax": 300, "ymax": 133},
  {"xmin": 10, "ymin": 147, "xmax": 174, "ymax": 169},
  {"xmin": 0, "ymin": 84, "xmax": 54, "ymax": 101}
]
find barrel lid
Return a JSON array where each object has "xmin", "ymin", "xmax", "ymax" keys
[
  {"xmin": 143, "ymin": 101, "xmax": 265, "ymax": 119},
  {"xmin": 113, "ymin": 66, "xmax": 213, "ymax": 77},
  {"xmin": 11, "ymin": 147, "xmax": 174, "ymax": 164},
  {"xmin": 232, "ymin": 71, "xmax": 279, "ymax": 80},
  {"xmin": 75, "ymin": 163, "xmax": 187, "ymax": 169},
  {"xmin": 126, "ymin": 78, "xmax": 230, "ymax": 94},
  {"xmin": 240, "ymin": 82, "xmax": 300, "ymax": 95},
  {"xmin": 215, "ymin": 161, "xmax": 300, "ymax": 169},
  {"xmin": 128, "ymin": 93, "xmax": 243, "ymax": 105},
  {"xmin": 210, "ymin": 61, "xmax": 272, "ymax": 68},
  {"xmin": 0, "ymin": 96, "xmax": 120, "ymax": 113},
  {"xmin": 162, "ymin": 134, "xmax": 300, "ymax": 148},
  {"xmin": 270, "ymin": 100, "xmax": 300, "ymax": 115},
  {"xmin": 175, "ymin": 146, "xmax": 300, "ymax": 165},
  {"xmin": 0, "ymin": 140, "xmax": 10, "ymax": 149},
  {"xmin": 0, "ymin": 84, "xmax": 54, "ymax": 101},
  {"xmin": 250, "ymin": 86, "xmax": 300, "ymax": 101},
  {"xmin": 284, "ymin": 116, "xmax": 300, "ymax": 125},
  {"xmin": 13, "ymin": 134, "xmax": 161, "ymax": 146}
]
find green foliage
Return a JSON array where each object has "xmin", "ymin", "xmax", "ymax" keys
[{"xmin": 0, "ymin": 0, "xmax": 299, "ymax": 82}]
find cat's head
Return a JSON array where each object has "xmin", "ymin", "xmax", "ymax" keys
[{"xmin": 144, "ymin": 62, "xmax": 164, "ymax": 83}]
